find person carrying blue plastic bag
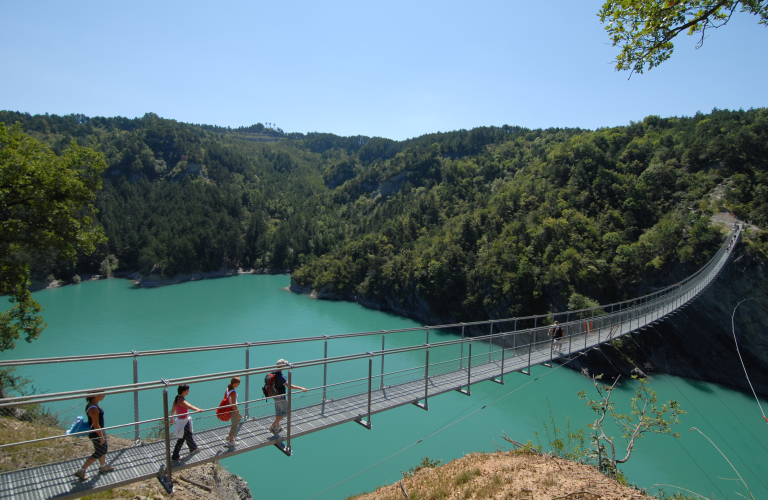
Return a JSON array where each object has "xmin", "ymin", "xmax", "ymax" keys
[{"xmin": 73, "ymin": 390, "xmax": 114, "ymax": 480}]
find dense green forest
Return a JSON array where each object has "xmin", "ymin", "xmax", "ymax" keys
[{"xmin": 1, "ymin": 108, "xmax": 766, "ymax": 321}]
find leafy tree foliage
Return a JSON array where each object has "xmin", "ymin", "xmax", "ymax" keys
[
  {"xmin": 294, "ymin": 109, "xmax": 767, "ymax": 322},
  {"xmin": 600, "ymin": 0, "xmax": 768, "ymax": 74},
  {"xmin": 0, "ymin": 123, "xmax": 106, "ymax": 351},
  {"xmin": 2, "ymin": 108, "xmax": 766, "ymax": 330},
  {"xmin": 579, "ymin": 376, "xmax": 685, "ymax": 479}
]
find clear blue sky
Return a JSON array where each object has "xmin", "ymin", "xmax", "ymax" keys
[{"xmin": 1, "ymin": 1, "xmax": 766, "ymax": 141}]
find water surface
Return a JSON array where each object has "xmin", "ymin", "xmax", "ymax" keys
[{"xmin": 2, "ymin": 276, "xmax": 766, "ymax": 499}]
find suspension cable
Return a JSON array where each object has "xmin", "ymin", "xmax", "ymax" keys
[
  {"xmin": 622, "ymin": 334, "xmax": 766, "ymax": 493},
  {"xmin": 730, "ymin": 299, "xmax": 767, "ymax": 423},
  {"xmin": 652, "ymin": 314, "xmax": 768, "ymax": 454}
]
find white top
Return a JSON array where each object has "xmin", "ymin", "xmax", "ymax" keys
[{"xmin": 225, "ymin": 389, "xmax": 237, "ymax": 404}]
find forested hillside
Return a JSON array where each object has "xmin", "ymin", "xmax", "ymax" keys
[
  {"xmin": 292, "ymin": 109, "xmax": 768, "ymax": 321},
  {"xmin": 0, "ymin": 112, "xmax": 344, "ymax": 279},
  {"xmin": 2, "ymin": 109, "xmax": 766, "ymax": 323}
]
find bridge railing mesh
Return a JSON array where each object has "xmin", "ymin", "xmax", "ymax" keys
[{"xmin": 0, "ymin": 226, "xmax": 740, "ymax": 474}]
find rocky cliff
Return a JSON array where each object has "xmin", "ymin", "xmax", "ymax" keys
[
  {"xmin": 290, "ymin": 243, "xmax": 768, "ymax": 396},
  {"xmin": 570, "ymin": 242, "xmax": 768, "ymax": 395},
  {"xmin": 93, "ymin": 461, "xmax": 252, "ymax": 500}
]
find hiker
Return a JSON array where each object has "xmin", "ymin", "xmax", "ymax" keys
[
  {"xmin": 74, "ymin": 391, "xmax": 114, "ymax": 480},
  {"xmin": 548, "ymin": 321, "xmax": 565, "ymax": 356},
  {"xmin": 170, "ymin": 384, "xmax": 202, "ymax": 461},
  {"xmin": 267, "ymin": 359, "xmax": 307, "ymax": 434},
  {"xmin": 224, "ymin": 377, "xmax": 241, "ymax": 448}
]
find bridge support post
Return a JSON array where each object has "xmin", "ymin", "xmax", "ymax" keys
[
  {"xmin": 643, "ymin": 296, "xmax": 648, "ymax": 329},
  {"xmin": 457, "ymin": 342, "xmax": 471, "ymax": 395},
  {"xmin": 488, "ymin": 322, "xmax": 494, "ymax": 363},
  {"xmin": 567, "ymin": 313, "xmax": 572, "ymax": 359},
  {"xmin": 380, "ymin": 332, "xmax": 386, "ymax": 389},
  {"xmin": 132, "ymin": 350, "xmax": 140, "ymax": 443},
  {"xmin": 283, "ymin": 369, "xmax": 294, "ymax": 456},
  {"xmin": 245, "ymin": 343, "xmax": 250, "ymax": 420},
  {"xmin": 492, "ymin": 334, "xmax": 505, "ymax": 384},
  {"xmin": 522, "ymin": 329, "xmax": 532, "ymax": 375},
  {"xmin": 512, "ymin": 320, "xmax": 517, "ymax": 356},
  {"xmin": 413, "ymin": 340, "xmax": 429, "ymax": 410},
  {"xmin": 161, "ymin": 382, "xmax": 173, "ymax": 492},
  {"xmin": 322, "ymin": 335, "xmax": 329, "ymax": 404},
  {"xmin": 356, "ymin": 353, "xmax": 373, "ymax": 429}
]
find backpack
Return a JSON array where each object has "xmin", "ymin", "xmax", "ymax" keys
[
  {"xmin": 216, "ymin": 390, "xmax": 233, "ymax": 422},
  {"xmin": 262, "ymin": 372, "xmax": 281, "ymax": 398},
  {"xmin": 66, "ymin": 416, "xmax": 91, "ymax": 436}
]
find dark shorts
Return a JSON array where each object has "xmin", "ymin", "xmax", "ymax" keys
[{"xmin": 90, "ymin": 437, "xmax": 108, "ymax": 459}]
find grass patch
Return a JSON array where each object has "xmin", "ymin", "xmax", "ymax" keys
[
  {"xmin": 475, "ymin": 474, "xmax": 504, "ymax": 499},
  {"xmin": 0, "ymin": 416, "xmax": 134, "ymax": 472},
  {"xmin": 454, "ymin": 468, "xmax": 482, "ymax": 486},
  {"xmin": 538, "ymin": 471, "xmax": 558, "ymax": 488}
]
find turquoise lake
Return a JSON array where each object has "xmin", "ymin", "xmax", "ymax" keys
[{"xmin": 1, "ymin": 275, "xmax": 767, "ymax": 499}]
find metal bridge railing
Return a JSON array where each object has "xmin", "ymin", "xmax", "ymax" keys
[{"xmin": 0, "ymin": 225, "xmax": 740, "ymax": 491}]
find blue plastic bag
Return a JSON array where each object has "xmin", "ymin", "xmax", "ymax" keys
[{"xmin": 66, "ymin": 416, "xmax": 91, "ymax": 436}]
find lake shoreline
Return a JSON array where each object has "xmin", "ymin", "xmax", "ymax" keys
[{"xmin": 27, "ymin": 267, "xmax": 293, "ymax": 292}]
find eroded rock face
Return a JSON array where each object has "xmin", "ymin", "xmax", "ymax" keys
[
  {"xmin": 289, "ymin": 279, "xmax": 449, "ymax": 327},
  {"xmin": 210, "ymin": 462, "xmax": 252, "ymax": 500},
  {"xmin": 573, "ymin": 244, "xmax": 768, "ymax": 395}
]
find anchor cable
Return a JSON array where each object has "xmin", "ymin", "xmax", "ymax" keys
[
  {"xmin": 651, "ymin": 313, "xmax": 768, "ymax": 454},
  {"xmin": 622, "ymin": 333, "xmax": 766, "ymax": 494},
  {"xmin": 729, "ymin": 299, "xmax": 767, "ymax": 423}
]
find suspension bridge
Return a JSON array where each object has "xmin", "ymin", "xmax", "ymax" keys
[{"xmin": 0, "ymin": 225, "xmax": 742, "ymax": 499}]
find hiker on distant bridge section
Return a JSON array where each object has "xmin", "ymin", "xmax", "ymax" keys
[
  {"xmin": 170, "ymin": 384, "xmax": 202, "ymax": 461},
  {"xmin": 74, "ymin": 390, "xmax": 114, "ymax": 481},
  {"xmin": 548, "ymin": 321, "xmax": 565, "ymax": 357},
  {"xmin": 265, "ymin": 359, "xmax": 307, "ymax": 435}
]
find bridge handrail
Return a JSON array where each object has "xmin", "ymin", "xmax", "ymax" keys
[
  {"xmin": 0, "ymin": 227, "xmax": 739, "ymax": 369},
  {"xmin": 0, "ymin": 225, "xmax": 739, "ymax": 472},
  {"xmin": 0, "ymin": 226, "xmax": 739, "ymax": 408}
]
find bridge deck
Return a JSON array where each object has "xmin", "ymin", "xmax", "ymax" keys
[{"xmin": 0, "ymin": 312, "xmax": 659, "ymax": 500}]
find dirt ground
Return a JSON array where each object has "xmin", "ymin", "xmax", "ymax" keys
[
  {"xmin": 0, "ymin": 416, "xmax": 135, "ymax": 472},
  {"xmin": 352, "ymin": 451, "xmax": 650, "ymax": 500}
]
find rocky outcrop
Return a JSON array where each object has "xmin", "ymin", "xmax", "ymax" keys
[
  {"xmin": 132, "ymin": 268, "xmax": 290, "ymax": 288},
  {"xmin": 371, "ymin": 170, "xmax": 412, "ymax": 199},
  {"xmin": 571, "ymin": 243, "xmax": 768, "ymax": 395},
  {"xmin": 90, "ymin": 461, "xmax": 252, "ymax": 500},
  {"xmin": 289, "ymin": 280, "xmax": 453, "ymax": 327},
  {"xmin": 208, "ymin": 461, "xmax": 253, "ymax": 500}
]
